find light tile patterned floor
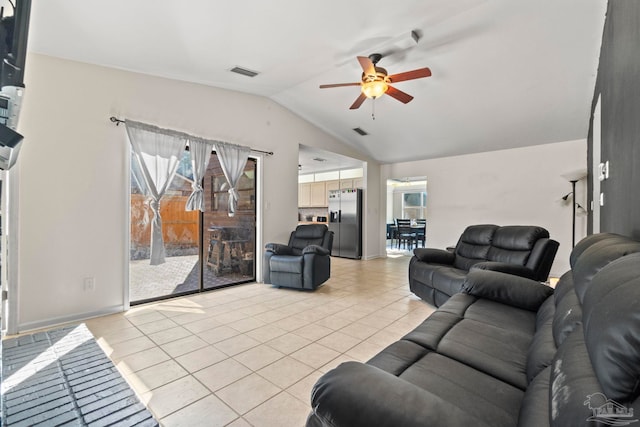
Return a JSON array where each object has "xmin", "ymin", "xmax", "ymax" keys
[{"xmin": 85, "ymin": 255, "xmax": 435, "ymax": 427}]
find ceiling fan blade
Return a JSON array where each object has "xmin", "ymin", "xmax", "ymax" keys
[
  {"xmin": 386, "ymin": 85, "xmax": 414, "ymax": 104},
  {"xmin": 357, "ymin": 56, "xmax": 376, "ymax": 77},
  {"xmin": 388, "ymin": 67, "xmax": 432, "ymax": 83},
  {"xmin": 349, "ymin": 93, "xmax": 367, "ymax": 110},
  {"xmin": 319, "ymin": 82, "xmax": 361, "ymax": 89}
]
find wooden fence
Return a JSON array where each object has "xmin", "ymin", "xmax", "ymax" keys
[{"xmin": 131, "ymin": 194, "xmax": 199, "ymax": 249}]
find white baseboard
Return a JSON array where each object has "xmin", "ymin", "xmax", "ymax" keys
[{"xmin": 17, "ymin": 305, "xmax": 125, "ymax": 334}]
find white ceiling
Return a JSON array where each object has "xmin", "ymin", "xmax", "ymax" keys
[
  {"xmin": 27, "ymin": 0, "xmax": 607, "ymax": 166},
  {"xmin": 298, "ymin": 145, "xmax": 364, "ymax": 175}
]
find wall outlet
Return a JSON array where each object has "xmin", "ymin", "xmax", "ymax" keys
[{"xmin": 83, "ymin": 277, "xmax": 95, "ymax": 291}]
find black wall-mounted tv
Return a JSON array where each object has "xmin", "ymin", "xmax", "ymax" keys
[
  {"xmin": 0, "ymin": 0, "xmax": 30, "ymax": 169},
  {"xmin": 0, "ymin": 0, "xmax": 31, "ymax": 88}
]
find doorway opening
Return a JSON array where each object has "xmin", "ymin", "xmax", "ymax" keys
[
  {"xmin": 129, "ymin": 150, "xmax": 256, "ymax": 304},
  {"xmin": 386, "ymin": 177, "xmax": 427, "ymax": 257}
]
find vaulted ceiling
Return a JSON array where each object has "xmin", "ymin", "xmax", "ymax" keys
[{"xmin": 27, "ymin": 0, "xmax": 607, "ymax": 165}]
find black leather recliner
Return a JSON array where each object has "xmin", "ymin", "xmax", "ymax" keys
[
  {"xmin": 409, "ymin": 224, "xmax": 559, "ymax": 306},
  {"xmin": 263, "ymin": 224, "xmax": 334, "ymax": 290}
]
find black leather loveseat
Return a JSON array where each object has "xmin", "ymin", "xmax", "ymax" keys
[
  {"xmin": 409, "ymin": 224, "xmax": 559, "ymax": 307},
  {"xmin": 307, "ymin": 233, "xmax": 640, "ymax": 427}
]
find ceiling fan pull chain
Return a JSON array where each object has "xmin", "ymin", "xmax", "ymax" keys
[{"xmin": 372, "ymin": 98, "xmax": 376, "ymax": 120}]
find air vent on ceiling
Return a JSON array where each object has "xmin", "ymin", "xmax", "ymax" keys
[
  {"xmin": 353, "ymin": 127, "xmax": 368, "ymax": 136},
  {"xmin": 230, "ymin": 66, "xmax": 259, "ymax": 78},
  {"xmin": 312, "ymin": 157, "xmax": 326, "ymax": 162}
]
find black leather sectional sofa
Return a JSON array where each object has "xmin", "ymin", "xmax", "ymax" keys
[
  {"xmin": 409, "ymin": 224, "xmax": 559, "ymax": 307},
  {"xmin": 307, "ymin": 233, "xmax": 640, "ymax": 426}
]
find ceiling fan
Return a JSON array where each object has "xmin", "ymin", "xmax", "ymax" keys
[{"xmin": 320, "ymin": 53, "xmax": 432, "ymax": 110}]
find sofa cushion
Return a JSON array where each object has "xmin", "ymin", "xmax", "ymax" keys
[
  {"xmin": 549, "ymin": 325, "xmax": 601, "ymax": 426},
  {"xmin": 367, "ymin": 349, "xmax": 525, "ymax": 427},
  {"xmin": 568, "ymin": 232, "xmax": 622, "ymax": 268},
  {"xmin": 408, "ymin": 293, "xmax": 538, "ymax": 341},
  {"xmin": 367, "ymin": 340, "xmax": 430, "ymax": 375},
  {"xmin": 582, "ymin": 253, "xmax": 640, "ymax": 401},
  {"xmin": 518, "ymin": 367, "xmax": 551, "ymax": 427},
  {"xmin": 404, "ymin": 292, "xmax": 538, "ymax": 390},
  {"xmin": 486, "ymin": 226, "xmax": 549, "ymax": 266},
  {"xmin": 436, "ymin": 318, "xmax": 532, "ymax": 389},
  {"xmin": 493, "ymin": 226, "xmax": 550, "ymax": 251},
  {"xmin": 470, "ymin": 261, "xmax": 538, "ymax": 280},
  {"xmin": 397, "ymin": 352, "xmax": 524, "ymax": 426},
  {"xmin": 289, "ymin": 225, "xmax": 329, "ymax": 255},
  {"xmin": 462, "ymin": 270, "xmax": 554, "ymax": 312},
  {"xmin": 269, "ymin": 255, "xmax": 303, "ymax": 273},
  {"xmin": 429, "ymin": 267, "xmax": 469, "ymax": 298},
  {"xmin": 413, "ymin": 248, "xmax": 455, "ymax": 264},
  {"xmin": 452, "ymin": 224, "xmax": 498, "ymax": 270},
  {"xmin": 525, "ymin": 297, "xmax": 556, "ymax": 383},
  {"xmin": 400, "ymin": 310, "xmax": 463, "ymax": 352},
  {"xmin": 551, "ymin": 274, "xmax": 582, "ymax": 347},
  {"xmin": 310, "ymin": 360, "xmax": 517, "ymax": 427},
  {"xmin": 572, "ymin": 234, "xmax": 640, "ymax": 302},
  {"xmin": 463, "ymin": 297, "xmax": 537, "ymax": 334}
]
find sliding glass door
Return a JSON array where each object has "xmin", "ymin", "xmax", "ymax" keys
[
  {"xmin": 201, "ymin": 155, "xmax": 256, "ymax": 290},
  {"xmin": 129, "ymin": 150, "xmax": 256, "ymax": 304}
]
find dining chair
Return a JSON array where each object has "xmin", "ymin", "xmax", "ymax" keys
[
  {"xmin": 396, "ymin": 218, "xmax": 416, "ymax": 250},
  {"xmin": 415, "ymin": 219, "xmax": 426, "ymax": 248},
  {"xmin": 386, "ymin": 223, "xmax": 397, "ymax": 248}
]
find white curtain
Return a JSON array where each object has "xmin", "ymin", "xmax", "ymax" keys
[
  {"xmin": 215, "ymin": 142, "xmax": 250, "ymax": 216},
  {"xmin": 185, "ymin": 138, "xmax": 215, "ymax": 211},
  {"xmin": 125, "ymin": 120, "xmax": 187, "ymax": 265}
]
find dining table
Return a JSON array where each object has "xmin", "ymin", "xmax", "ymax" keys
[{"xmin": 388, "ymin": 223, "xmax": 426, "ymax": 249}]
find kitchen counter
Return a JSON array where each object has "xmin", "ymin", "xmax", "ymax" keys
[{"xmin": 298, "ymin": 221, "xmax": 328, "ymax": 226}]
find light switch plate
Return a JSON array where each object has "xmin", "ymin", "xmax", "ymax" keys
[{"xmin": 598, "ymin": 161, "xmax": 610, "ymax": 181}]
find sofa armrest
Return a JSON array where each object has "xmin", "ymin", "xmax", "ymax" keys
[
  {"xmin": 265, "ymin": 243, "xmax": 294, "ymax": 255},
  {"xmin": 413, "ymin": 248, "xmax": 455, "ymax": 264},
  {"xmin": 310, "ymin": 362, "xmax": 495, "ymax": 427},
  {"xmin": 462, "ymin": 270, "xmax": 554, "ymax": 311},
  {"xmin": 470, "ymin": 261, "xmax": 537, "ymax": 280},
  {"xmin": 302, "ymin": 245, "xmax": 330, "ymax": 256}
]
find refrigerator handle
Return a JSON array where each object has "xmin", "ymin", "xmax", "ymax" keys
[{"xmin": 338, "ymin": 210, "xmax": 341, "ymax": 222}]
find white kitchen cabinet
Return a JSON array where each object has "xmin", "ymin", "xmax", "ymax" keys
[
  {"xmin": 310, "ymin": 181, "xmax": 327, "ymax": 206},
  {"xmin": 299, "ymin": 183, "xmax": 311, "ymax": 207}
]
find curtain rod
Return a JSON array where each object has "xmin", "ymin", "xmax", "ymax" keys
[{"xmin": 109, "ymin": 116, "xmax": 274, "ymax": 156}]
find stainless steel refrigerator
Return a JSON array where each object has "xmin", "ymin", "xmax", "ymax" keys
[{"xmin": 328, "ymin": 188, "xmax": 362, "ymax": 259}]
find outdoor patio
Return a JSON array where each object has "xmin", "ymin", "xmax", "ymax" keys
[{"xmin": 129, "ymin": 255, "xmax": 253, "ymax": 302}]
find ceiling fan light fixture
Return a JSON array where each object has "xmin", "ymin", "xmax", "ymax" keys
[{"xmin": 362, "ymin": 80, "xmax": 388, "ymax": 99}]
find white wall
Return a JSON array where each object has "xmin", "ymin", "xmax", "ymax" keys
[
  {"xmin": 381, "ymin": 140, "xmax": 588, "ymax": 276},
  {"xmin": 362, "ymin": 161, "xmax": 382, "ymax": 259},
  {"xmin": 16, "ymin": 54, "xmax": 378, "ymax": 331}
]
